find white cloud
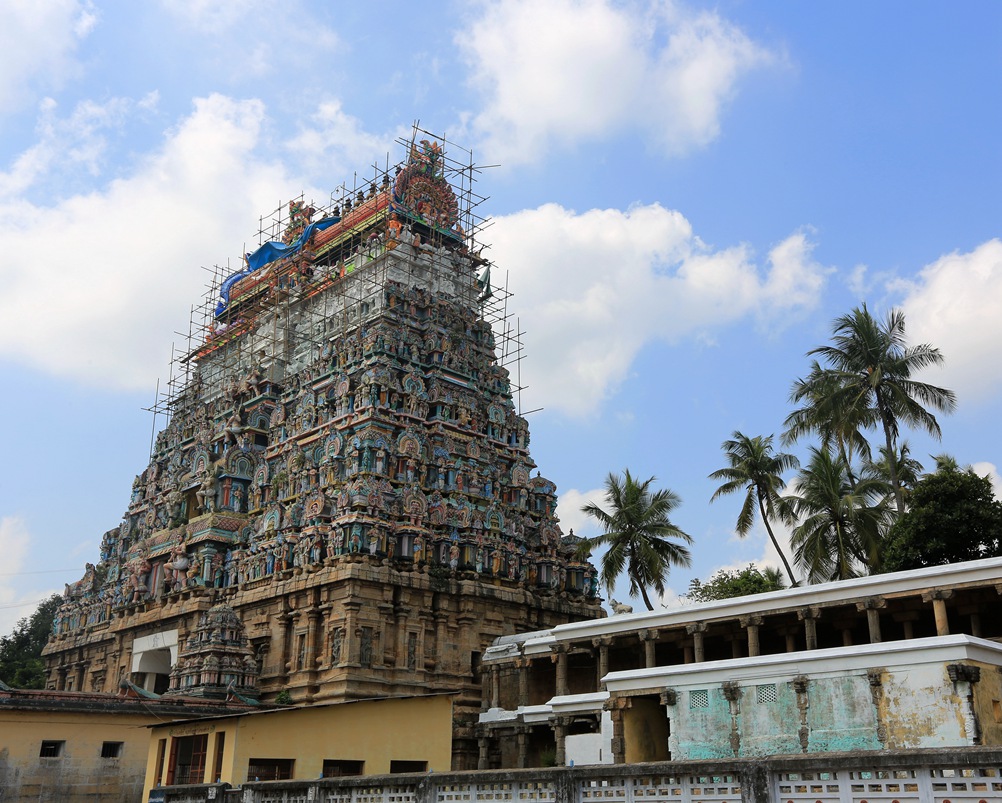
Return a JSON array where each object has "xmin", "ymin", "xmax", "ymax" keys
[
  {"xmin": 556, "ymin": 486, "xmax": 607, "ymax": 538},
  {"xmin": 0, "ymin": 94, "xmax": 304, "ymax": 390},
  {"xmin": 0, "ymin": 0, "xmax": 96, "ymax": 114},
  {"xmin": 459, "ymin": 0, "xmax": 774, "ymax": 165},
  {"xmin": 972, "ymin": 461, "xmax": 1002, "ymax": 501},
  {"xmin": 897, "ymin": 239, "xmax": 1002, "ymax": 404},
  {"xmin": 285, "ymin": 101, "xmax": 402, "ymax": 184},
  {"xmin": 489, "ymin": 204, "xmax": 828, "ymax": 416},
  {"xmin": 0, "ymin": 516, "xmax": 51, "ymax": 637},
  {"xmin": 159, "ymin": 0, "xmax": 339, "ymax": 81},
  {"xmin": 0, "ymin": 95, "xmax": 132, "ymax": 198},
  {"xmin": 160, "ymin": 0, "xmax": 271, "ymax": 32}
]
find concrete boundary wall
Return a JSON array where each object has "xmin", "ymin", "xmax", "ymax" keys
[{"xmin": 156, "ymin": 746, "xmax": 1002, "ymax": 803}]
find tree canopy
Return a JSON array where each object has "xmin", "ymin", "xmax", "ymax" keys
[
  {"xmin": 579, "ymin": 470, "xmax": 692, "ymax": 611},
  {"xmin": 794, "ymin": 304, "xmax": 955, "ymax": 515},
  {"xmin": 787, "ymin": 446, "xmax": 891, "ymax": 583},
  {"xmin": 0, "ymin": 594, "xmax": 62, "ymax": 689},
  {"xmin": 708, "ymin": 432, "xmax": 799, "ymax": 585},
  {"xmin": 686, "ymin": 564, "xmax": 785, "ymax": 603},
  {"xmin": 881, "ymin": 468, "xmax": 1002, "ymax": 572}
]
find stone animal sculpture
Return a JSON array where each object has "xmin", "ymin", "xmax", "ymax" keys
[{"xmin": 610, "ymin": 599, "xmax": 633, "ymax": 615}]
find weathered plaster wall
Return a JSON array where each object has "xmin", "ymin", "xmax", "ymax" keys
[
  {"xmin": 879, "ymin": 665, "xmax": 965, "ymax": 748},
  {"xmin": 738, "ymin": 681, "xmax": 804, "ymax": 757},
  {"xmin": 804, "ymin": 674, "xmax": 882, "ymax": 753},
  {"xmin": 671, "ymin": 688, "xmax": 734, "ymax": 760},
  {"xmin": 0, "ymin": 709, "xmax": 152, "ymax": 803}
]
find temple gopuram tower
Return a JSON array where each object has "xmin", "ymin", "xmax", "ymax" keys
[{"xmin": 42, "ymin": 130, "xmax": 603, "ymax": 768}]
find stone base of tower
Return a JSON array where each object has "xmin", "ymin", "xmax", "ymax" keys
[{"xmin": 43, "ymin": 553, "xmax": 602, "ymax": 770}]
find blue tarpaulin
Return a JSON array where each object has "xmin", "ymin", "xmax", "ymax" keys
[{"xmin": 215, "ymin": 215, "xmax": 340, "ymax": 316}]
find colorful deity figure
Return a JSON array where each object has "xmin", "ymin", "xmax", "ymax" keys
[
  {"xmin": 211, "ymin": 553, "xmax": 225, "ymax": 588},
  {"xmin": 125, "ymin": 554, "xmax": 151, "ymax": 603},
  {"xmin": 163, "ymin": 544, "xmax": 191, "ymax": 592},
  {"xmin": 491, "ymin": 546, "xmax": 504, "ymax": 576},
  {"xmin": 232, "ymin": 482, "xmax": 246, "ymax": 513},
  {"xmin": 196, "ymin": 466, "xmax": 219, "ymax": 513},
  {"xmin": 283, "ymin": 199, "xmax": 316, "ymax": 245}
]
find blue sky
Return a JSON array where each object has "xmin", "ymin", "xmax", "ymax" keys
[{"xmin": 1, "ymin": 1, "xmax": 1000, "ymax": 631}]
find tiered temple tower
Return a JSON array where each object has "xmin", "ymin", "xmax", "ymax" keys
[{"xmin": 42, "ymin": 132, "xmax": 602, "ymax": 768}]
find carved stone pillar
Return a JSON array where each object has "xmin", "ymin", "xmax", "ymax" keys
[
  {"xmin": 867, "ymin": 669, "xmax": 888, "ymax": 744},
  {"xmin": 857, "ymin": 597, "xmax": 885, "ymax": 643},
  {"xmin": 922, "ymin": 589, "xmax": 953, "ymax": 636},
  {"xmin": 603, "ymin": 697, "xmax": 631, "ymax": 764},
  {"xmin": 434, "ymin": 612, "xmax": 449, "ymax": 672},
  {"xmin": 516, "ymin": 726, "xmax": 529, "ymax": 768},
  {"xmin": 959, "ymin": 605, "xmax": 983, "ymax": 637},
  {"xmin": 893, "ymin": 610, "xmax": 919, "ymax": 640},
  {"xmin": 489, "ymin": 665, "xmax": 500, "ymax": 709},
  {"xmin": 740, "ymin": 615, "xmax": 763, "ymax": 657},
  {"xmin": 317, "ymin": 603, "xmax": 333, "ymax": 669},
  {"xmin": 517, "ymin": 656, "xmax": 530, "ymax": 707},
  {"xmin": 304, "ymin": 607, "xmax": 320, "ymax": 672},
  {"xmin": 277, "ymin": 610, "xmax": 295, "ymax": 675},
  {"xmin": 592, "ymin": 636, "xmax": 611, "ymax": 689},
  {"xmin": 343, "ymin": 601, "xmax": 361, "ymax": 666},
  {"xmin": 551, "ymin": 644, "xmax": 569, "ymax": 697},
  {"xmin": 394, "ymin": 606, "xmax": 411, "ymax": 669},
  {"xmin": 947, "ymin": 664, "xmax": 982, "ymax": 745},
  {"xmin": 477, "ymin": 735, "xmax": 490, "ymax": 770},
  {"xmin": 638, "ymin": 629, "xmax": 658, "ymax": 668},
  {"xmin": 552, "ymin": 716, "xmax": 571, "ymax": 766},
  {"xmin": 791, "ymin": 675, "xmax": 810, "ymax": 752},
  {"xmin": 798, "ymin": 607, "xmax": 821, "ymax": 650},
  {"xmin": 721, "ymin": 681, "xmax": 741, "ymax": 756},
  {"xmin": 686, "ymin": 623, "xmax": 707, "ymax": 663}
]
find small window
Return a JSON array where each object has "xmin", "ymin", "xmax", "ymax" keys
[
  {"xmin": 689, "ymin": 690, "xmax": 709, "ymax": 709},
  {"xmin": 756, "ymin": 684, "xmax": 778, "ymax": 704},
  {"xmin": 323, "ymin": 759, "xmax": 364, "ymax": 777},
  {"xmin": 101, "ymin": 741, "xmax": 123, "ymax": 758},
  {"xmin": 390, "ymin": 760, "xmax": 427, "ymax": 774},
  {"xmin": 247, "ymin": 758, "xmax": 294, "ymax": 781},
  {"xmin": 40, "ymin": 741, "xmax": 64, "ymax": 758}
]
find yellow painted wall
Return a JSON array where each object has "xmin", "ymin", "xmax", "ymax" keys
[
  {"xmin": 622, "ymin": 697, "xmax": 669, "ymax": 764},
  {"xmin": 0, "ymin": 708, "xmax": 153, "ymax": 803},
  {"xmin": 145, "ymin": 695, "xmax": 454, "ymax": 797},
  {"xmin": 971, "ymin": 661, "xmax": 1002, "ymax": 746}
]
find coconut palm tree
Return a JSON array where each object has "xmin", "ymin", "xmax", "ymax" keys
[
  {"xmin": 708, "ymin": 432, "xmax": 800, "ymax": 586},
  {"xmin": 787, "ymin": 447, "xmax": 891, "ymax": 582},
  {"xmin": 931, "ymin": 453, "xmax": 963, "ymax": 473},
  {"xmin": 863, "ymin": 441, "xmax": 924, "ymax": 509},
  {"xmin": 799, "ymin": 304, "xmax": 955, "ymax": 515},
  {"xmin": 578, "ymin": 470, "xmax": 693, "ymax": 611},
  {"xmin": 784, "ymin": 360, "xmax": 874, "ymax": 489}
]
